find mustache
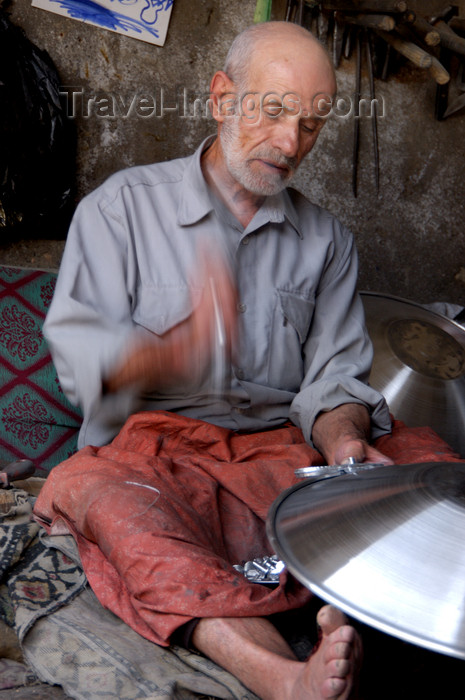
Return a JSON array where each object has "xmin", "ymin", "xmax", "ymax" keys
[{"xmin": 252, "ymin": 148, "xmax": 297, "ymax": 172}]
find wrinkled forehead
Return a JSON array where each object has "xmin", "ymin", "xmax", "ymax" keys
[
  {"xmin": 240, "ymin": 56, "xmax": 335, "ymax": 120},
  {"xmin": 243, "ymin": 44, "xmax": 336, "ymax": 108}
]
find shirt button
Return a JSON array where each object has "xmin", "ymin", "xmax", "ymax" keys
[
  {"xmin": 241, "ymin": 237, "xmax": 250, "ymax": 245},
  {"xmin": 237, "ymin": 302, "xmax": 247, "ymax": 313},
  {"xmin": 236, "ymin": 368, "xmax": 245, "ymax": 380}
]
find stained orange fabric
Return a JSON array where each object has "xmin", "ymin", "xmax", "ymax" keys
[{"xmin": 34, "ymin": 410, "xmax": 463, "ymax": 647}]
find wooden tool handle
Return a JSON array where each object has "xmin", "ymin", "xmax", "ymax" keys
[
  {"xmin": 335, "ymin": 11, "xmax": 395, "ymax": 31},
  {"xmin": 320, "ymin": 1, "xmax": 407, "ymax": 11},
  {"xmin": 376, "ymin": 29, "xmax": 433, "ymax": 68},
  {"xmin": 412, "ymin": 16, "xmax": 441, "ymax": 46},
  {"xmin": 434, "ymin": 20, "xmax": 465, "ymax": 57},
  {"xmin": 449, "ymin": 17, "xmax": 465, "ymax": 35},
  {"xmin": 429, "ymin": 56, "xmax": 451, "ymax": 84}
]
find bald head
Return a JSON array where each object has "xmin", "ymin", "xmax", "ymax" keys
[{"xmin": 223, "ymin": 21, "xmax": 336, "ymax": 93}]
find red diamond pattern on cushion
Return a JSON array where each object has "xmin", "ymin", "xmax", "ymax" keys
[{"xmin": 0, "ymin": 267, "xmax": 82, "ymax": 475}]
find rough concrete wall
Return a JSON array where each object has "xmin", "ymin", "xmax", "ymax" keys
[
  {"xmin": 2, "ymin": 0, "xmax": 465, "ymax": 308},
  {"xmin": 294, "ymin": 60, "xmax": 465, "ymax": 306}
]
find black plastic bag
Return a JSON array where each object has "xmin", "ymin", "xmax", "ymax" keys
[{"xmin": 0, "ymin": 8, "xmax": 76, "ymax": 237}]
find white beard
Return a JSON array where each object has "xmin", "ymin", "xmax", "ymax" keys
[{"xmin": 220, "ymin": 117, "xmax": 296, "ymax": 196}]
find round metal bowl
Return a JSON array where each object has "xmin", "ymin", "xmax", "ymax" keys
[
  {"xmin": 267, "ymin": 461, "xmax": 465, "ymax": 659},
  {"xmin": 361, "ymin": 292, "xmax": 465, "ymax": 456}
]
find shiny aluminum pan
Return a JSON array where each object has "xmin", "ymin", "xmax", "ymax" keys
[
  {"xmin": 361, "ymin": 292, "xmax": 465, "ymax": 457},
  {"xmin": 267, "ymin": 461, "xmax": 465, "ymax": 659}
]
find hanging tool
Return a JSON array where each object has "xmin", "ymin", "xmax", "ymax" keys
[
  {"xmin": 285, "ymin": 0, "xmax": 313, "ymax": 25},
  {"xmin": 352, "ymin": 29, "xmax": 362, "ymax": 197},
  {"xmin": 317, "ymin": 9, "xmax": 330, "ymax": 44},
  {"xmin": 285, "ymin": 0, "xmax": 294, "ymax": 22},
  {"xmin": 375, "ymin": 29, "xmax": 433, "ymax": 68},
  {"xmin": 435, "ymin": 47, "xmax": 452, "ymax": 120},
  {"xmin": 333, "ymin": 13, "xmax": 346, "ymax": 68},
  {"xmin": 321, "ymin": 0, "xmax": 407, "ymax": 11},
  {"xmin": 296, "ymin": 0, "xmax": 304, "ymax": 26},
  {"xmin": 344, "ymin": 24, "xmax": 356, "ymax": 59},
  {"xmin": 366, "ymin": 34, "xmax": 380, "ymax": 194},
  {"xmin": 352, "ymin": 29, "xmax": 380, "ymax": 197},
  {"xmin": 380, "ymin": 42, "xmax": 392, "ymax": 79},
  {"xmin": 434, "ymin": 19, "xmax": 465, "ymax": 58},
  {"xmin": 411, "ymin": 16, "xmax": 441, "ymax": 47},
  {"xmin": 443, "ymin": 59, "xmax": 465, "ymax": 118},
  {"xmin": 335, "ymin": 11, "xmax": 396, "ymax": 32},
  {"xmin": 450, "ymin": 17, "xmax": 465, "ymax": 35},
  {"xmin": 429, "ymin": 55, "xmax": 451, "ymax": 85}
]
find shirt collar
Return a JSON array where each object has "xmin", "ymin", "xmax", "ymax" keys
[
  {"xmin": 177, "ymin": 135, "xmax": 303, "ymax": 239},
  {"xmin": 247, "ymin": 189, "xmax": 303, "ymax": 238},
  {"xmin": 177, "ymin": 136, "xmax": 217, "ymax": 226}
]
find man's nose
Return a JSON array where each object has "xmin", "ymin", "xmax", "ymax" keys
[{"xmin": 270, "ymin": 119, "xmax": 300, "ymax": 158}]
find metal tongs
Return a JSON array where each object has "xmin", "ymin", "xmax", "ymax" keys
[{"xmin": 295, "ymin": 456, "xmax": 385, "ymax": 479}]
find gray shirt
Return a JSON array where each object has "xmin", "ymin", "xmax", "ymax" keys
[{"xmin": 44, "ymin": 137, "xmax": 391, "ymax": 448}]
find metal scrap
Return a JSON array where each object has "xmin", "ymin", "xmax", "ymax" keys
[{"xmin": 233, "ymin": 555, "xmax": 286, "ymax": 585}]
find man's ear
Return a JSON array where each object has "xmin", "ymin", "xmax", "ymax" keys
[{"xmin": 209, "ymin": 70, "xmax": 237, "ymax": 123}]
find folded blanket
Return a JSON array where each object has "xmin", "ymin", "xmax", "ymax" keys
[
  {"xmin": 0, "ymin": 484, "xmax": 86, "ymax": 642},
  {"xmin": 0, "ymin": 480, "xmax": 86, "ymax": 694}
]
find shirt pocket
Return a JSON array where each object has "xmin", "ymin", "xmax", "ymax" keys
[
  {"xmin": 278, "ymin": 289, "xmax": 315, "ymax": 344},
  {"xmin": 132, "ymin": 284, "xmax": 202, "ymax": 336},
  {"xmin": 267, "ymin": 289, "xmax": 315, "ymax": 390}
]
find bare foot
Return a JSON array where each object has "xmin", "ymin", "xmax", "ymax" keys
[
  {"xmin": 290, "ymin": 605, "xmax": 362, "ymax": 699},
  {"xmin": 191, "ymin": 607, "xmax": 361, "ymax": 700}
]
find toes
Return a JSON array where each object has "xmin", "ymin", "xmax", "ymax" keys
[
  {"xmin": 317, "ymin": 605, "xmax": 349, "ymax": 635},
  {"xmin": 329, "ymin": 657, "xmax": 351, "ymax": 678},
  {"xmin": 310, "ymin": 605, "xmax": 362, "ymax": 700},
  {"xmin": 322, "ymin": 675, "xmax": 349, "ymax": 699},
  {"xmin": 332, "ymin": 641, "xmax": 353, "ymax": 662}
]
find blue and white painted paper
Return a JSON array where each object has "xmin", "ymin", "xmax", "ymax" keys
[{"xmin": 31, "ymin": 0, "xmax": 174, "ymax": 46}]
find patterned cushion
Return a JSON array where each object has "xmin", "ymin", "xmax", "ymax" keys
[{"xmin": 0, "ymin": 266, "xmax": 82, "ymax": 475}]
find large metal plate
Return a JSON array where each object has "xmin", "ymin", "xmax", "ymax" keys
[
  {"xmin": 361, "ymin": 292, "xmax": 465, "ymax": 456},
  {"xmin": 267, "ymin": 462, "xmax": 465, "ymax": 659}
]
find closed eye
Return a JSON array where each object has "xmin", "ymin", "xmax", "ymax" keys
[{"xmin": 300, "ymin": 119, "xmax": 323, "ymax": 135}]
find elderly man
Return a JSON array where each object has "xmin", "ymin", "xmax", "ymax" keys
[{"xmin": 34, "ymin": 20, "xmax": 459, "ymax": 700}]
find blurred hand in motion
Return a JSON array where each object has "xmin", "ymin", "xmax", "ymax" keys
[{"xmin": 103, "ymin": 248, "xmax": 237, "ymax": 395}]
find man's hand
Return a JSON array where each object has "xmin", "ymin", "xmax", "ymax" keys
[
  {"xmin": 103, "ymin": 251, "xmax": 237, "ymax": 394},
  {"xmin": 312, "ymin": 403, "xmax": 393, "ymax": 466}
]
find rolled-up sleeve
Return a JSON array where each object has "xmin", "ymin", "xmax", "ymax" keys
[{"xmin": 289, "ymin": 225, "xmax": 391, "ymax": 445}]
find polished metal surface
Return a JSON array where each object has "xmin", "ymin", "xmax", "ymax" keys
[
  {"xmin": 295, "ymin": 460, "xmax": 384, "ymax": 479},
  {"xmin": 361, "ymin": 292, "xmax": 465, "ymax": 456},
  {"xmin": 267, "ymin": 461, "xmax": 465, "ymax": 659}
]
